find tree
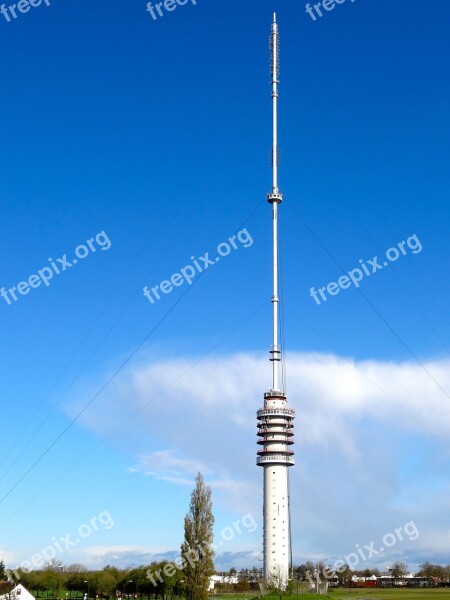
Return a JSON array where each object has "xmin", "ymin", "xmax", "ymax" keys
[
  {"xmin": 41, "ymin": 568, "xmax": 65, "ymax": 596},
  {"xmin": 336, "ymin": 564, "xmax": 352, "ymax": 587},
  {"xmin": 361, "ymin": 568, "xmax": 378, "ymax": 577},
  {"xmin": 45, "ymin": 559, "xmax": 65, "ymax": 572},
  {"xmin": 180, "ymin": 473, "xmax": 215, "ymax": 600},
  {"xmin": 267, "ymin": 565, "xmax": 287, "ymax": 597},
  {"xmin": 19, "ymin": 570, "xmax": 41, "ymax": 592},
  {"xmin": 0, "ymin": 565, "xmax": 12, "ymax": 600},
  {"xmin": 418, "ymin": 562, "xmax": 434, "ymax": 578},
  {"xmin": 0, "ymin": 582, "xmax": 13, "ymax": 599},
  {"xmin": 293, "ymin": 565, "xmax": 306, "ymax": 582},
  {"xmin": 315, "ymin": 561, "xmax": 327, "ymax": 584},
  {"xmin": 66, "ymin": 564, "xmax": 88, "ymax": 574},
  {"xmin": 391, "ymin": 561, "xmax": 408, "ymax": 577},
  {"xmin": 292, "ymin": 562, "xmax": 315, "ymax": 584},
  {"xmin": 66, "ymin": 572, "xmax": 89, "ymax": 594}
]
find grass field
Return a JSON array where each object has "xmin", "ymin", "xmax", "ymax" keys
[
  {"xmin": 213, "ymin": 590, "xmax": 450, "ymax": 600},
  {"xmin": 331, "ymin": 589, "xmax": 450, "ymax": 600},
  {"xmin": 261, "ymin": 590, "xmax": 450, "ymax": 600}
]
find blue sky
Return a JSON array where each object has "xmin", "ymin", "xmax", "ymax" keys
[{"xmin": 1, "ymin": 0, "xmax": 450, "ymax": 573}]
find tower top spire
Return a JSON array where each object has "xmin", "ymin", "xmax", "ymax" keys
[{"xmin": 268, "ymin": 12, "xmax": 282, "ymax": 390}]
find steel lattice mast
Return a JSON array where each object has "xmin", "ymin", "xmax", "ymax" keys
[{"xmin": 256, "ymin": 13, "xmax": 295, "ymax": 589}]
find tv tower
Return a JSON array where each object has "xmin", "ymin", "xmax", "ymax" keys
[{"xmin": 256, "ymin": 13, "xmax": 295, "ymax": 588}]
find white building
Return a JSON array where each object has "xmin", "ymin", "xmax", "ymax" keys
[
  {"xmin": 0, "ymin": 584, "xmax": 35, "ymax": 600},
  {"xmin": 208, "ymin": 574, "xmax": 239, "ymax": 591}
]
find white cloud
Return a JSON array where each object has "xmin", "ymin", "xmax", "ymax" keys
[
  {"xmin": 67, "ymin": 351, "xmax": 450, "ymax": 566},
  {"xmin": 60, "ymin": 546, "xmax": 262, "ymax": 571},
  {"xmin": 131, "ymin": 450, "xmax": 210, "ymax": 485},
  {"xmin": 71, "ymin": 546, "xmax": 178, "ymax": 569},
  {"xmin": 0, "ymin": 547, "xmax": 16, "ymax": 564}
]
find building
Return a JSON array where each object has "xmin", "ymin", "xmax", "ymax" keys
[
  {"xmin": 0, "ymin": 584, "xmax": 35, "ymax": 600},
  {"xmin": 208, "ymin": 574, "xmax": 239, "ymax": 591}
]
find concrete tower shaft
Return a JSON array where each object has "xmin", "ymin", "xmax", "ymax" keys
[{"xmin": 257, "ymin": 394, "xmax": 295, "ymax": 586}]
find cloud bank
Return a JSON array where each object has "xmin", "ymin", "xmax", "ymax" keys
[{"xmin": 68, "ymin": 351, "xmax": 450, "ymax": 570}]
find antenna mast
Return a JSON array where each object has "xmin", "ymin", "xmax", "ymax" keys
[
  {"xmin": 268, "ymin": 12, "xmax": 283, "ymax": 392},
  {"xmin": 257, "ymin": 16, "xmax": 294, "ymax": 588}
]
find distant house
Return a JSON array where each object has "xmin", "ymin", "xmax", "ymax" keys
[
  {"xmin": 351, "ymin": 575, "xmax": 378, "ymax": 588},
  {"xmin": 209, "ymin": 574, "xmax": 239, "ymax": 591},
  {"xmin": 0, "ymin": 584, "xmax": 35, "ymax": 600}
]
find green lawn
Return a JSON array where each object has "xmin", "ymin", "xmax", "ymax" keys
[
  {"xmin": 262, "ymin": 590, "xmax": 450, "ymax": 600},
  {"xmin": 331, "ymin": 589, "xmax": 450, "ymax": 600}
]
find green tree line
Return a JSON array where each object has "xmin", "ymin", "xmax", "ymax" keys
[
  {"xmin": 0, "ymin": 561, "xmax": 186, "ymax": 600},
  {"xmin": 0, "ymin": 473, "xmax": 215, "ymax": 600}
]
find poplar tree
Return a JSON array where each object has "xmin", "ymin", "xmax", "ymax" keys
[{"xmin": 181, "ymin": 473, "xmax": 215, "ymax": 600}]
